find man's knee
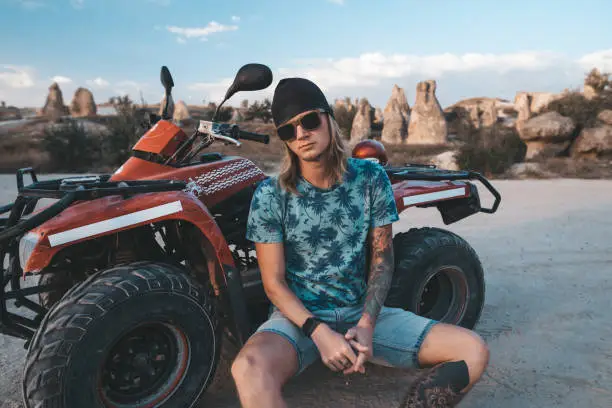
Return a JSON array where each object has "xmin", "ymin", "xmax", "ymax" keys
[
  {"xmin": 418, "ymin": 323, "xmax": 489, "ymax": 382},
  {"xmin": 231, "ymin": 347, "xmax": 273, "ymax": 387},
  {"xmin": 461, "ymin": 331, "xmax": 490, "ymax": 378}
]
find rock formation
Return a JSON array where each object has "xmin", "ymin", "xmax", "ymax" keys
[
  {"xmin": 597, "ymin": 110, "xmax": 612, "ymax": 126},
  {"xmin": 350, "ymin": 98, "xmax": 372, "ymax": 143},
  {"xmin": 407, "ymin": 80, "xmax": 447, "ymax": 144},
  {"xmin": 173, "ymin": 100, "xmax": 191, "ymax": 123},
  {"xmin": 381, "ymin": 85, "xmax": 410, "ymax": 144},
  {"xmin": 519, "ymin": 111, "xmax": 575, "ymax": 159},
  {"xmin": 571, "ymin": 125, "xmax": 612, "ymax": 158},
  {"xmin": 40, "ymin": 82, "xmax": 69, "ymax": 121},
  {"xmin": 70, "ymin": 87, "xmax": 97, "ymax": 117}
]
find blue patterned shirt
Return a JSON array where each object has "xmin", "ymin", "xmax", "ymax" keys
[{"xmin": 245, "ymin": 158, "xmax": 399, "ymax": 312}]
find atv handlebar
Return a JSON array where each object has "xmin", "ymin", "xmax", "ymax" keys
[
  {"xmin": 197, "ymin": 120, "xmax": 270, "ymax": 146},
  {"xmin": 234, "ymin": 128, "xmax": 270, "ymax": 144}
]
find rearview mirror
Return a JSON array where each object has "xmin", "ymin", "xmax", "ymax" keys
[
  {"xmin": 223, "ymin": 63, "xmax": 273, "ymax": 101},
  {"xmin": 160, "ymin": 66, "xmax": 174, "ymax": 92}
]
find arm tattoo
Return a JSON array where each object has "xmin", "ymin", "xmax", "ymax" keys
[{"xmin": 363, "ymin": 225, "xmax": 394, "ymax": 324}]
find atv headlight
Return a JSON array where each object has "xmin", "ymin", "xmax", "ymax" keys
[{"xmin": 19, "ymin": 232, "xmax": 40, "ymax": 269}]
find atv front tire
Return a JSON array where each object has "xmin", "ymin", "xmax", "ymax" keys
[
  {"xmin": 23, "ymin": 261, "xmax": 220, "ymax": 408},
  {"xmin": 385, "ymin": 227, "xmax": 485, "ymax": 329}
]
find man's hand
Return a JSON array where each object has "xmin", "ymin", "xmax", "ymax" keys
[
  {"xmin": 343, "ymin": 324, "xmax": 374, "ymax": 374},
  {"xmin": 311, "ymin": 323, "xmax": 369, "ymax": 373}
]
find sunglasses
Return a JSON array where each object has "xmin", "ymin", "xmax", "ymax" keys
[{"xmin": 276, "ymin": 110, "xmax": 326, "ymax": 141}]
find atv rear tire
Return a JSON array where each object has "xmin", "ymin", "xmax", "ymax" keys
[
  {"xmin": 23, "ymin": 261, "xmax": 220, "ymax": 408},
  {"xmin": 385, "ymin": 227, "xmax": 485, "ymax": 329}
]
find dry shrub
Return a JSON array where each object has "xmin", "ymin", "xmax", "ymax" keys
[
  {"xmin": 543, "ymin": 88, "xmax": 612, "ymax": 130},
  {"xmin": 0, "ymin": 133, "xmax": 49, "ymax": 172},
  {"xmin": 42, "ymin": 120, "xmax": 99, "ymax": 172},
  {"xmin": 455, "ymin": 124, "xmax": 526, "ymax": 177}
]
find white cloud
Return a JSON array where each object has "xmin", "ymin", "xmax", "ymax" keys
[
  {"xmin": 277, "ymin": 51, "xmax": 569, "ymax": 92},
  {"xmin": 327, "ymin": 0, "xmax": 344, "ymax": 4},
  {"xmin": 231, "ymin": 15, "xmax": 240, "ymax": 22},
  {"xmin": 577, "ymin": 49, "xmax": 612, "ymax": 73},
  {"xmin": 51, "ymin": 75, "xmax": 72, "ymax": 84},
  {"xmin": 86, "ymin": 77, "xmax": 110, "ymax": 88},
  {"xmin": 166, "ymin": 21, "xmax": 238, "ymax": 42},
  {"xmin": 70, "ymin": 0, "xmax": 84, "ymax": 9},
  {"xmin": 186, "ymin": 49, "xmax": 612, "ymax": 108},
  {"xmin": 0, "ymin": 65, "xmax": 36, "ymax": 88},
  {"xmin": 17, "ymin": 0, "xmax": 45, "ymax": 9},
  {"xmin": 177, "ymin": 37, "xmax": 186, "ymax": 44}
]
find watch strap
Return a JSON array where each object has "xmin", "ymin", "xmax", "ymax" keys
[{"xmin": 301, "ymin": 317, "xmax": 322, "ymax": 338}]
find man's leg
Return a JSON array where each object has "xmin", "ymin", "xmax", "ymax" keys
[
  {"xmin": 231, "ymin": 308, "xmax": 322, "ymax": 408},
  {"xmin": 344, "ymin": 306, "xmax": 489, "ymax": 407},
  {"xmin": 231, "ymin": 331, "xmax": 299, "ymax": 408}
]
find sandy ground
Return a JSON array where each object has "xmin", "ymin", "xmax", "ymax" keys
[{"xmin": 1, "ymin": 175, "xmax": 611, "ymax": 407}]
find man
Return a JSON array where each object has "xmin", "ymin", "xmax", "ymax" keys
[{"xmin": 231, "ymin": 78, "xmax": 489, "ymax": 408}]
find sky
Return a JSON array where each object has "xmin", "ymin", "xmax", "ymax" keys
[{"xmin": 1, "ymin": 0, "xmax": 612, "ymax": 110}]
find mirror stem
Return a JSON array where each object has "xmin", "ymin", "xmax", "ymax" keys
[
  {"xmin": 162, "ymin": 90, "xmax": 170, "ymax": 120},
  {"xmin": 212, "ymin": 98, "xmax": 227, "ymax": 122}
]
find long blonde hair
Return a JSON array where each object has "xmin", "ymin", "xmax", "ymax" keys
[{"xmin": 278, "ymin": 114, "xmax": 349, "ymax": 195}]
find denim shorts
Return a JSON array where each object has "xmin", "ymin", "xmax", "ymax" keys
[{"xmin": 253, "ymin": 304, "xmax": 438, "ymax": 375}]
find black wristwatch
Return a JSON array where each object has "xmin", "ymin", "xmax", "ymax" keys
[{"xmin": 301, "ymin": 317, "xmax": 322, "ymax": 338}]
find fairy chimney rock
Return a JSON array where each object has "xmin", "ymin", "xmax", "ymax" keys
[
  {"xmin": 41, "ymin": 82, "xmax": 69, "ymax": 121},
  {"xmin": 407, "ymin": 80, "xmax": 447, "ymax": 144},
  {"xmin": 350, "ymin": 98, "xmax": 372, "ymax": 143},
  {"xmin": 70, "ymin": 87, "xmax": 97, "ymax": 117},
  {"xmin": 381, "ymin": 85, "xmax": 410, "ymax": 144},
  {"xmin": 173, "ymin": 100, "xmax": 191, "ymax": 123}
]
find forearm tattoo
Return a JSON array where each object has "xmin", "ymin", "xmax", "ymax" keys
[
  {"xmin": 363, "ymin": 226, "xmax": 394, "ymax": 323},
  {"xmin": 399, "ymin": 360, "xmax": 470, "ymax": 408}
]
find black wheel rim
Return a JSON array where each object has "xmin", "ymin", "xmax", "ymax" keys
[
  {"xmin": 98, "ymin": 323, "xmax": 190, "ymax": 407},
  {"xmin": 415, "ymin": 266, "xmax": 469, "ymax": 324}
]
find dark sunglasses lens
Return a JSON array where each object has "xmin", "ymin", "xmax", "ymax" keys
[
  {"xmin": 300, "ymin": 112, "xmax": 321, "ymax": 130},
  {"xmin": 277, "ymin": 125, "xmax": 295, "ymax": 141}
]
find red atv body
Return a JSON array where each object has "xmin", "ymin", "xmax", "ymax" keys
[{"xmin": 0, "ymin": 64, "xmax": 500, "ymax": 408}]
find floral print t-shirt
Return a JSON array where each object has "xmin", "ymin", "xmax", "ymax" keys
[{"xmin": 245, "ymin": 158, "xmax": 399, "ymax": 312}]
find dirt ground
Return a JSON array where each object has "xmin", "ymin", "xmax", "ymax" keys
[{"xmin": 1, "ymin": 176, "xmax": 611, "ymax": 407}]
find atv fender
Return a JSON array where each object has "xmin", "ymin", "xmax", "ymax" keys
[
  {"xmin": 23, "ymin": 190, "xmax": 233, "ymax": 276},
  {"xmin": 392, "ymin": 180, "xmax": 479, "ymax": 225},
  {"xmin": 23, "ymin": 190, "xmax": 253, "ymax": 343}
]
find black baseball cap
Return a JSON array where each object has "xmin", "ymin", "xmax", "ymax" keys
[{"xmin": 271, "ymin": 77, "xmax": 334, "ymax": 128}]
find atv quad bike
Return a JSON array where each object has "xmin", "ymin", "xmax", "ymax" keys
[{"xmin": 0, "ymin": 63, "xmax": 501, "ymax": 407}]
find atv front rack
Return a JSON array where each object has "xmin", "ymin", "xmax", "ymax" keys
[
  {"xmin": 385, "ymin": 164, "xmax": 502, "ymax": 214},
  {"xmin": 0, "ymin": 167, "xmax": 187, "ymax": 342}
]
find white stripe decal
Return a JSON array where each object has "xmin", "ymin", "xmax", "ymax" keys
[
  {"xmin": 402, "ymin": 187, "xmax": 466, "ymax": 206},
  {"xmin": 48, "ymin": 200, "xmax": 183, "ymax": 247}
]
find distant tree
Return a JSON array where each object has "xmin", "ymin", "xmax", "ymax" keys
[{"xmin": 244, "ymin": 98, "xmax": 272, "ymax": 123}]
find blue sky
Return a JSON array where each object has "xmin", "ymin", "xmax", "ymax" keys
[{"xmin": 1, "ymin": 0, "xmax": 611, "ymax": 109}]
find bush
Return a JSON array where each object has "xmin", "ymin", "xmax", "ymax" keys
[
  {"xmin": 244, "ymin": 99, "xmax": 272, "ymax": 123},
  {"xmin": 42, "ymin": 120, "xmax": 99, "ymax": 172},
  {"xmin": 455, "ymin": 123, "xmax": 526, "ymax": 177},
  {"xmin": 100, "ymin": 96, "xmax": 147, "ymax": 167}
]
